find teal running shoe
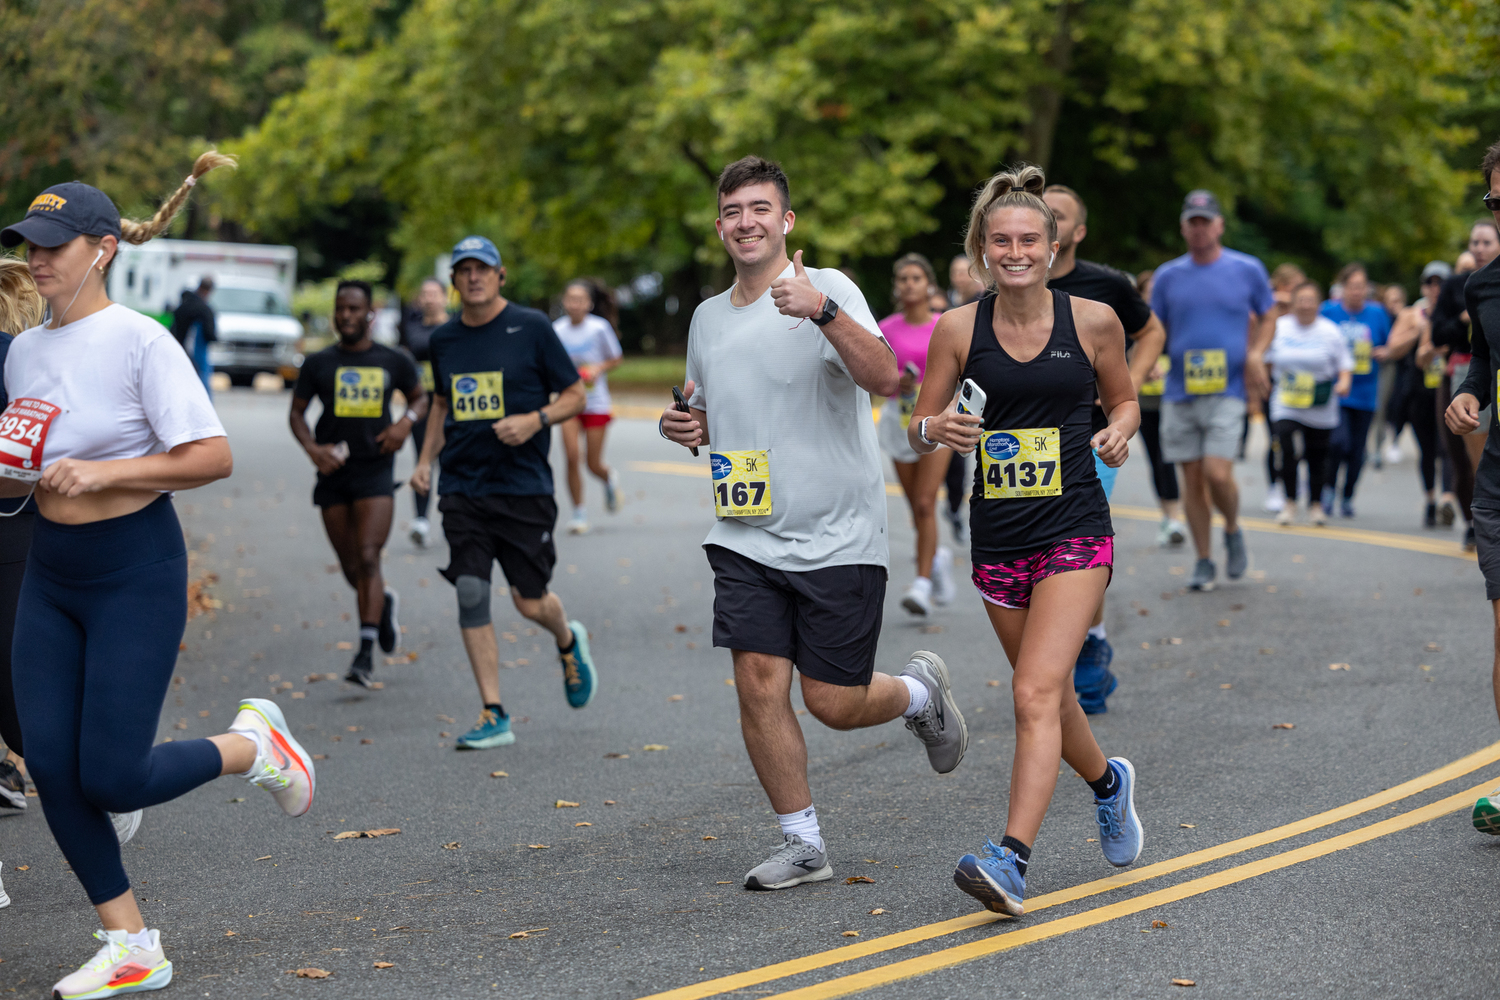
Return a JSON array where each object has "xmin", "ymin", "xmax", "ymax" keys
[
  {"xmin": 1094, "ymin": 757, "xmax": 1143, "ymax": 867},
  {"xmin": 455, "ymin": 708, "xmax": 514, "ymax": 750},
  {"xmin": 561, "ymin": 620, "xmax": 596, "ymax": 709},
  {"xmin": 953, "ymin": 840, "xmax": 1025, "ymax": 916},
  {"xmin": 1473, "ymin": 794, "xmax": 1500, "ymax": 835}
]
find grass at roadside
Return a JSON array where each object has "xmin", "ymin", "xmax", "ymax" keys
[{"xmin": 611, "ymin": 355, "xmax": 687, "ymax": 386}]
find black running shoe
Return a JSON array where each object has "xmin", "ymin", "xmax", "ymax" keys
[
  {"xmin": 1424, "ymin": 501, "xmax": 1437, "ymax": 528},
  {"xmin": 378, "ymin": 588, "xmax": 399, "ymax": 654},
  {"xmin": 346, "ymin": 650, "xmax": 375, "ymax": 689},
  {"xmin": 1465, "ymin": 525, "xmax": 1477, "ymax": 552},
  {"xmin": 0, "ymin": 758, "xmax": 25, "ymax": 810}
]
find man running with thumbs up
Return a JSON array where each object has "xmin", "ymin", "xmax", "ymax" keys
[{"xmin": 659, "ymin": 155, "xmax": 970, "ymax": 891}]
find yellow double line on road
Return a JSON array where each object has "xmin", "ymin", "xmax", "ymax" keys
[
  {"xmin": 638, "ymin": 743, "xmax": 1500, "ymax": 1000},
  {"xmin": 628, "ymin": 461, "xmax": 1475, "ymax": 562}
]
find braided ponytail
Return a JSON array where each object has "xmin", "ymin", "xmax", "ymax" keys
[
  {"xmin": 963, "ymin": 164, "xmax": 1056, "ymax": 288},
  {"xmin": 117, "ymin": 150, "xmax": 237, "ymax": 246}
]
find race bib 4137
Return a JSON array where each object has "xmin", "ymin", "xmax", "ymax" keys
[{"xmin": 980, "ymin": 427, "xmax": 1061, "ymax": 500}]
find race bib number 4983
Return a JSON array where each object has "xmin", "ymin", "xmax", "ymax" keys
[
  {"xmin": 451, "ymin": 371, "xmax": 505, "ymax": 421},
  {"xmin": 710, "ymin": 450, "xmax": 772, "ymax": 517},
  {"xmin": 981, "ymin": 427, "xmax": 1061, "ymax": 499},
  {"xmin": 334, "ymin": 366, "xmax": 386, "ymax": 418},
  {"xmin": 0, "ymin": 397, "xmax": 59, "ymax": 482}
]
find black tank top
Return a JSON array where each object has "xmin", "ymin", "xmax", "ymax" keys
[{"xmin": 965, "ymin": 289, "xmax": 1112, "ymax": 562}]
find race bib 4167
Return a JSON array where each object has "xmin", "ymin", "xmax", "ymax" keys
[{"xmin": 710, "ymin": 450, "xmax": 772, "ymax": 517}]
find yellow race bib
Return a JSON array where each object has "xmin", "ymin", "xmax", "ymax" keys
[
  {"xmin": 980, "ymin": 428, "xmax": 1061, "ymax": 499},
  {"xmin": 1353, "ymin": 338, "xmax": 1372, "ymax": 375},
  {"xmin": 1424, "ymin": 356, "xmax": 1443, "ymax": 389},
  {"xmin": 1277, "ymin": 371, "xmax": 1316, "ymax": 409},
  {"xmin": 418, "ymin": 360, "xmax": 435, "ymax": 392},
  {"xmin": 1140, "ymin": 355, "xmax": 1170, "ymax": 396},
  {"xmin": 451, "ymin": 371, "xmax": 505, "ymax": 422},
  {"xmin": 1183, "ymin": 349, "xmax": 1228, "ymax": 395},
  {"xmin": 710, "ymin": 450, "xmax": 772, "ymax": 517},
  {"xmin": 899, "ymin": 385, "xmax": 920, "ymax": 429},
  {"xmin": 334, "ymin": 367, "xmax": 386, "ymax": 418}
]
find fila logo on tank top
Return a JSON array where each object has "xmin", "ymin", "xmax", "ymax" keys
[{"xmin": 963, "ymin": 289, "xmax": 1112, "ymax": 563}]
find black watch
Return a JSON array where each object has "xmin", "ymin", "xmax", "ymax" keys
[
  {"xmin": 537, "ymin": 410, "xmax": 550, "ymax": 431},
  {"xmin": 811, "ymin": 296, "xmax": 840, "ymax": 327}
]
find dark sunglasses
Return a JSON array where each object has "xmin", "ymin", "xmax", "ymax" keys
[{"xmin": 1484, "ymin": 193, "xmax": 1500, "ymax": 211}]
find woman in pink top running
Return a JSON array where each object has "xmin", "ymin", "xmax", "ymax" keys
[{"xmin": 877, "ymin": 253, "xmax": 955, "ymax": 615}]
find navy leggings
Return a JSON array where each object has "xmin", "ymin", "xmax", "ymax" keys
[{"xmin": 13, "ymin": 496, "xmax": 223, "ymax": 905}]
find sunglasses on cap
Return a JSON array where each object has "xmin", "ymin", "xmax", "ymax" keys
[{"xmin": 1484, "ymin": 193, "xmax": 1500, "ymax": 211}]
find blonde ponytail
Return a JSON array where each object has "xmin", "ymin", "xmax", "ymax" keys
[
  {"xmin": 0, "ymin": 257, "xmax": 44, "ymax": 333},
  {"xmin": 963, "ymin": 164, "xmax": 1056, "ymax": 288},
  {"xmin": 118, "ymin": 150, "xmax": 237, "ymax": 246}
]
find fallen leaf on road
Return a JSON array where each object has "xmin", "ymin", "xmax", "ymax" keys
[
  {"xmin": 1138, "ymin": 608, "xmax": 1149, "ymax": 616},
  {"xmin": 1153, "ymin": 920, "xmax": 1169, "ymax": 928},
  {"xmin": 174, "ymin": 720, "xmax": 187, "ymax": 730},
  {"xmin": 527, "ymin": 844, "xmax": 549, "ymax": 850},
  {"xmin": 312, "ymin": 754, "xmax": 327, "ymax": 761},
  {"xmin": 845, "ymin": 876, "xmax": 875, "ymax": 885},
  {"xmin": 841, "ymin": 930, "xmax": 859, "ymax": 937},
  {"xmin": 1414, "ymin": 588, "xmax": 1423, "ymax": 595},
  {"xmin": 335, "ymin": 641, "xmax": 353, "ymax": 651},
  {"xmin": 920, "ymin": 624, "xmax": 943, "ymax": 633},
  {"xmin": 1273, "ymin": 723, "xmax": 1295, "ymax": 730},
  {"xmin": 1217, "ymin": 619, "xmax": 1230, "ymax": 627},
  {"xmin": 576, "ymin": 822, "xmax": 592, "ymax": 827},
  {"xmin": 987, "ymin": 679, "xmax": 1000, "ymax": 687},
  {"xmin": 1172, "ymin": 979, "xmax": 1196, "ymax": 987},
  {"xmin": 674, "ymin": 624, "xmax": 687, "ymax": 632},
  {"xmin": 1180, "ymin": 823, "xmax": 1196, "ymax": 829},
  {"xmin": 1140, "ymin": 642, "xmax": 1150, "ymax": 649},
  {"xmin": 702, "ymin": 835, "xmax": 717, "ymax": 841},
  {"xmin": 225, "ymin": 930, "xmax": 237, "ymax": 936},
  {"xmin": 255, "ymin": 855, "xmax": 272, "ymax": 861},
  {"xmin": 291, "ymin": 691, "xmax": 305, "ymax": 699},
  {"xmin": 333, "ymin": 829, "xmax": 401, "ymax": 840},
  {"xmin": 199, "ymin": 710, "xmax": 211, "ymax": 718},
  {"xmin": 869, "ymin": 908, "xmax": 885, "ymax": 915},
  {"xmin": 716, "ymin": 881, "xmax": 733, "ymax": 884},
  {"xmin": 294, "ymin": 968, "xmax": 331, "ymax": 979},
  {"xmin": 406, "ymin": 652, "xmax": 419, "ymax": 662},
  {"xmin": 229, "ymin": 797, "xmax": 245, "ymax": 802},
  {"xmin": 556, "ymin": 800, "xmax": 580, "ymax": 808},
  {"xmin": 724, "ymin": 678, "xmax": 735, "ymax": 687},
  {"xmin": 1329, "ymin": 663, "xmax": 1351, "ymax": 671},
  {"xmin": 346, "ymin": 726, "xmax": 361, "ymax": 732},
  {"xmin": 361, "ymin": 738, "xmax": 374, "ymax": 744},
  {"xmin": 1421, "ymin": 664, "xmax": 1433, "ymax": 672},
  {"xmin": 439, "ymin": 732, "xmax": 451, "ymax": 738},
  {"xmin": 643, "ymin": 744, "xmax": 668, "ymax": 751},
  {"xmin": 509, "ymin": 932, "xmax": 529, "ymax": 939},
  {"xmin": 369, "ymin": 681, "xmax": 385, "ymax": 689},
  {"xmin": 668, "ymin": 695, "xmax": 683, "ymax": 702},
  {"xmin": 1220, "ymin": 684, "xmax": 1232, "ymax": 690},
  {"xmin": 373, "ymin": 962, "xmax": 394, "ymax": 969},
  {"xmin": 1426, "ymin": 642, "xmax": 1442, "ymax": 652},
  {"xmin": 490, "ymin": 771, "xmax": 508, "ymax": 778},
  {"xmin": 604, "ymin": 753, "xmax": 629, "ymax": 759},
  {"xmin": 1170, "ymin": 637, "xmax": 1183, "ymax": 645},
  {"xmin": 437, "ymin": 715, "xmax": 455, "ymax": 723},
  {"xmin": 13, "ymin": 865, "xmax": 26, "ymax": 870},
  {"xmin": 604, "ymin": 800, "xmax": 616, "ymax": 805},
  {"xmin": 1259, "ymin": 648, "xmax": 1275, "ymax": 655}
]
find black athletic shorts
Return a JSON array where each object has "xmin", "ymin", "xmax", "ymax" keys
[
  {"xmin": 438, "ymin": 493, "xmax": 557, "ymax": 600},
  {"xmin": 705, "ymin": 544, "xmax": 886, "ymax": 687},
  {"xmin": 1473, "ymin": 503, "xmax": 1500, "ymax": 601},
  {"xmin": 313, "ymin": 457, "xmax": 396, "ymax": 508}
]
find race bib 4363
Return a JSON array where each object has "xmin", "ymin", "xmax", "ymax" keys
[
  {"xmin": 334, "ymin": 367, "xmax": 386, "ymax": 418},
  {"xmin": 710, "ymin": 450, "xmax": 772, "ymax": 517},
  {"xmin": 0, "ymin": 397, "xmax": 58, "ymax": 482},
  {"xmin": 1183, "ymin": 349, "xmax": 1228, "ymax": 395},
  {"xmin": 981, "ymin": 427, "xmax": 1061, "ymax": 499},
  {"xmin": 451, "ymin": 371, "xmax": 505, "ymax": 421}
]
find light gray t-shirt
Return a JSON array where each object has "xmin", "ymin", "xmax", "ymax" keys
[{"xmin": 685, "ymin": 263, "xmax": 891, "ymax": 572}]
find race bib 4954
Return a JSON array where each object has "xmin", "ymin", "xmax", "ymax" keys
[{"xmin": 0, "ymin": 397, "xmax": 58, "ymax": 482}]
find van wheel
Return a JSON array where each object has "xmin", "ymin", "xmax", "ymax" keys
[{"xmin": 229, "ymin": 372, "xmax": 254, "ymax": 387}]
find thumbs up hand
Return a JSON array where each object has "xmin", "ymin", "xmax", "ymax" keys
[{"xmin": 771, "ymin": 250, "xmax": 824, "ymax": 320}]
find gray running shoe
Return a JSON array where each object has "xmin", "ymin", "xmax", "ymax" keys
[
  {"xmin": 1188, "ymin": 557, "xmax": 1216, "ymax": 592},
  {"xmin": 110, "ymin": 810, "xmax": 142, "ymax": 845},
  {"xmin": 0, "ymin": 758, "xmax": 25, "ymax": 810},
  {"xmin": 744, "ymin": 835, "xmax": 833, "ymax": 890},
  {"xmin": 901, "ymin": 651, "xmax": 968, "ymax": 774},
  {"xmin": 1224, "ymin": 528, "xmax": 1247, "ymax": 580}
]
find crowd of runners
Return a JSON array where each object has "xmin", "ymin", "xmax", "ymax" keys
[{"xmin": 0, "ymin": 137, "xmax": 1496, "ymax": 996}]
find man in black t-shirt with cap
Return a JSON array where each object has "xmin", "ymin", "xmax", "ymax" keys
[{"xmin": 1044, "ymin": 183, "xmax": 1166, "ymax": 716}]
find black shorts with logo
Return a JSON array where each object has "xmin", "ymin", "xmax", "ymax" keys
[
  {"xmin": 705, "ymin": 544, "xmax": 887, "ymax": 687},
  {"xmin": 312, "ymin": 457, "xmax": 396, "ymax": 508},
  {"xmin": 438, "ymin": 493, "xmax": 557, "ymax": 600}
]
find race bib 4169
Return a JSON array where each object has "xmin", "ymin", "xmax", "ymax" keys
[{"xmin": 451, "ymin": 371, "xmax": 505, "ymax": 421}]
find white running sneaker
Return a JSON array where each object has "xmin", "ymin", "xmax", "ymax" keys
[
  {"xmin": 1384, "ymin": 442, "xmax": 1403, "ymax": 466},
  {"xmin": 930, "ymin": 547, "xmax": 955, "ymax": 606},
  {"xmin": 229, "ymin": 699, "xmax": 315, "ymax": 817},
  {"xmin": 568, "ymin": 509, "xmax": 589, "ymax": 535},
  {"xmin": 409, "ymin": 516, "xmax": 430, "ymax": 548},
  {"xmin": 901, "ymin": 576, "xmax": 933, "ymax": 616},
  {"xmin": 604, "ymin": 469, "xmax": 620, "ymax": 513},
  {"xmin": 111, "ymin": 810, "xmax": 142, "ymax": 845},
  {"xmin": 1262, "ymin": 482, "xmax": 1286, "ymax": 513},
  {"xmin": 53, "ymin": 929, "xmax": 172, "ymax": 998},
  {"xmin": 0, "ymin": 863, "xmax": 9, "ymax": 909},
  {"xmin": 1275, "ymin": 507, "xmax": 1293, "ymax": 526}
]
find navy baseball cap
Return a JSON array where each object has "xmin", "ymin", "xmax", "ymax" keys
[
  {"xmin": 1, "ymin": 181, "xmax": 121, "ymax": 249},
  {"xmin": 1180, "ymin": 189, "xmax": 1223, "ymax": 221},
  {"xmin": 451, "ymin": 235, "xmax": 501, "ymax": 268}
]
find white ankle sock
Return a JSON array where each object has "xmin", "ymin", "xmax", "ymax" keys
[
  {"xmin": 777, "ymin": 805, "xmax": 823, "ymax": 853},
  {"xmin": 125, "ymin": 928, "xmax": 155, "ymax": 950},
  {"xmin": 901, "ymin": 674, "xmax": 929, "ymax": 718},
  {"xmin": 1087, "ymin": 624, "xmax": 1107, "ymax": 641},
  {"xmin": 234, "ymin": 728, "xmax": 268, "ymax": 776}
]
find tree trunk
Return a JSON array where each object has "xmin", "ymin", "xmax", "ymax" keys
[{"xmin": 1018, "ymin": 1, "xmax": 1079, "ymax": 171}]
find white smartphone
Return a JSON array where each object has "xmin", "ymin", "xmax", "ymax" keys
[{"xmin": 957, "ymin": 378, "xmax": 987, "ymax": 417}]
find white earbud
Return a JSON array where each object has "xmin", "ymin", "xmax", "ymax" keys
[
  {"xmin": 983, "ymin": 253, "xmax": 989, "ymax": 269},
  {"xmin": 783, "ymin": 222, "xmax": 789, "ymax": 235},
  {"xmin": 1049, "ymin": 252, "xmax": 1056, "ymax": 268},
  {"xmin": 92, "ymin": 248, "xmax": 104, "ymax": 268}
]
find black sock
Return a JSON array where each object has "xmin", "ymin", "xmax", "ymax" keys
[
  {"xmin": 485, "ymin": 702, "xmax": 506, "ymax": 719},
  {"xmin": 999, "ymin": 835, "xmax": 1031, "ymax": 875},
  {"xmin": 1087, "ymin": 762, "xmax": 1120, "ymax": 800},
  {"xmin": 558, "ymin": 634, "xmax": 576, "ymax": 655}
]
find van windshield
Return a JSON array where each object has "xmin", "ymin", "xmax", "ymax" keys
[{"xmin": 212, "ymin": 288, "xmax": 292, "ymax": 317}]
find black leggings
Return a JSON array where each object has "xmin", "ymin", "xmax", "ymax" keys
[
  {"xmin": 1138, "ymin": 408, "xmax": 1180, "ymax": 502},
  {"xmin": 1437, "ymin": 373, "xmax": 1475, "ymax": 521},
  {"xmin": 409, "ymin": 416, "xmax": 430, "ymax": 519},
  {"xmin": 0, "ymin": 510, "xmax": 32, "ymax": 755},
  {"xmin": 945, "ymin": 450, "xmax": 965, "ymax": 514},
  {"xmin": 1402, "ymin": 370, "xmax": 1441, "ymax": 493},
  {"xmin": 1273, "ymin": 420, "xmax": 1331, "ymax": 505}
]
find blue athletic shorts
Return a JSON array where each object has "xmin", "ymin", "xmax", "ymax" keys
[{"xmin": 1094, "ymin": 452, "xmax": 1119, "ymax": 501}]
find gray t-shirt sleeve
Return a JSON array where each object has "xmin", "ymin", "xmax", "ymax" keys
[
  {"xmin": 685, "ymin": 309, "xmax": 705, "ymax": 410},
  {"xmin": 813, "ymin": 269, "xmax": 888, "ymax": 374}
]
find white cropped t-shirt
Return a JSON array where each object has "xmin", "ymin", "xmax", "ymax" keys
[{"xmin": 3, "ymin": 303, "xmax": 225, "ymax": 469}]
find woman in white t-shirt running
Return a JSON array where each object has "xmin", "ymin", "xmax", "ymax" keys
[
  {"xmin": 1251, "ymin": 280, "xmax": 1353, "ymax": 526},
  {"xmin": 0, "ymin": 155, "xmax": 315, "ymax": 1000},
  {"xmin": 553, "ymin": 279, "xmax": 623, "ymax": 534}
]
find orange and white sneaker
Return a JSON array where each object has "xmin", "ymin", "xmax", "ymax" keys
[
  {"xmin": 52, "ymin": 928, "xmax": 172, "ymax": 998},
  {"xmin": 229, "ymin": 698, "xmax": 315, "ymax": 817}
]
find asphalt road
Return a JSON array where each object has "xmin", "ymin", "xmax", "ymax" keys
[{"xmin": 3, "ymin": 387, "xmax": 1498, "ymax": 999}]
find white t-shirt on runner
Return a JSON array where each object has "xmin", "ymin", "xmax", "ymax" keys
[
  {"xmin": 1265, "ymin": 314, "xmax": 1352, "ymax": 430},
  {"xmin": 4, "ymin": 303, "xmax": 225, "ymax": 469},
  {"xmin": 685, "ymin": 262, "xmax": 891, "ymax": 572},
  {"xmin": 552, "ymin": 314, "xmax": 623, "ymax": 415}
]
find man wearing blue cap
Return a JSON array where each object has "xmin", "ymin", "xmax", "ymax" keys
[{"xmin": 411, "ymin": 236, "xmax": 597, "ymax": 748}]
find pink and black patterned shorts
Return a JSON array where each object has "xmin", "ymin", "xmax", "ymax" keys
[{"xmin": 972, "ymin": 536, "xmax": 1113, "ymax": 610}]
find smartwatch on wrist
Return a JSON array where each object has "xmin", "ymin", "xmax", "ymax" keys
[
  {"xmin": 811, "ymin": 296, "xmax": 840, "ymax": 327},
  {"xmin": 537, "ymin": 410, "xmax": 550, "ymax": 431},
  {"xmin": 919, "ymin": 416, "xmax": 934, "ymax": 447}
]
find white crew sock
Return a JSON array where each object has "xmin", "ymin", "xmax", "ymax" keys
[
  {"xmin": 1087, "ymin": 624, "xmax": 1107, "ymax": 641},
  {"xmin": 901, "ymin": 674, "xmax": 929, "ymax": 718},
  {"xmin": 234, "ymin": 727, "xmax": 268, "ymax": 776},
  {"xmin": 125, "ymin": 928, "xmax": 155, "ymax": 950},
  {"xmin": 777, "ymin": 805, "xmax": 823, "ymax": 853}
]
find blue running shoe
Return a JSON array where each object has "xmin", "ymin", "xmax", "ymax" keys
[
  {"xmin": 456, "ymin": 708, "xmax": 514, "ymax": 750},
  {"xmin": 1340, "ymin": 497, "xmax": 1355, "ymax": 519},
  {"xmin": 953, "ymin": 839, "xmax": 1026, "ymax": 916},
  {"xmin": 1094, "ymin": 757, "xmax": 1143, "ymax": 867},
  {"xmin": 561, "ymin": 620, "xmax": 596, "ymax": 709},
  {"xmin": 1074, "ymin": 635, "xmax": 1117, "ymax": 715}
]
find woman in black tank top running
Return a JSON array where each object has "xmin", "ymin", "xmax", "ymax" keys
[{"xmin": 908, "ymin": 166, "xmax": 1143, "ymax": 918}]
